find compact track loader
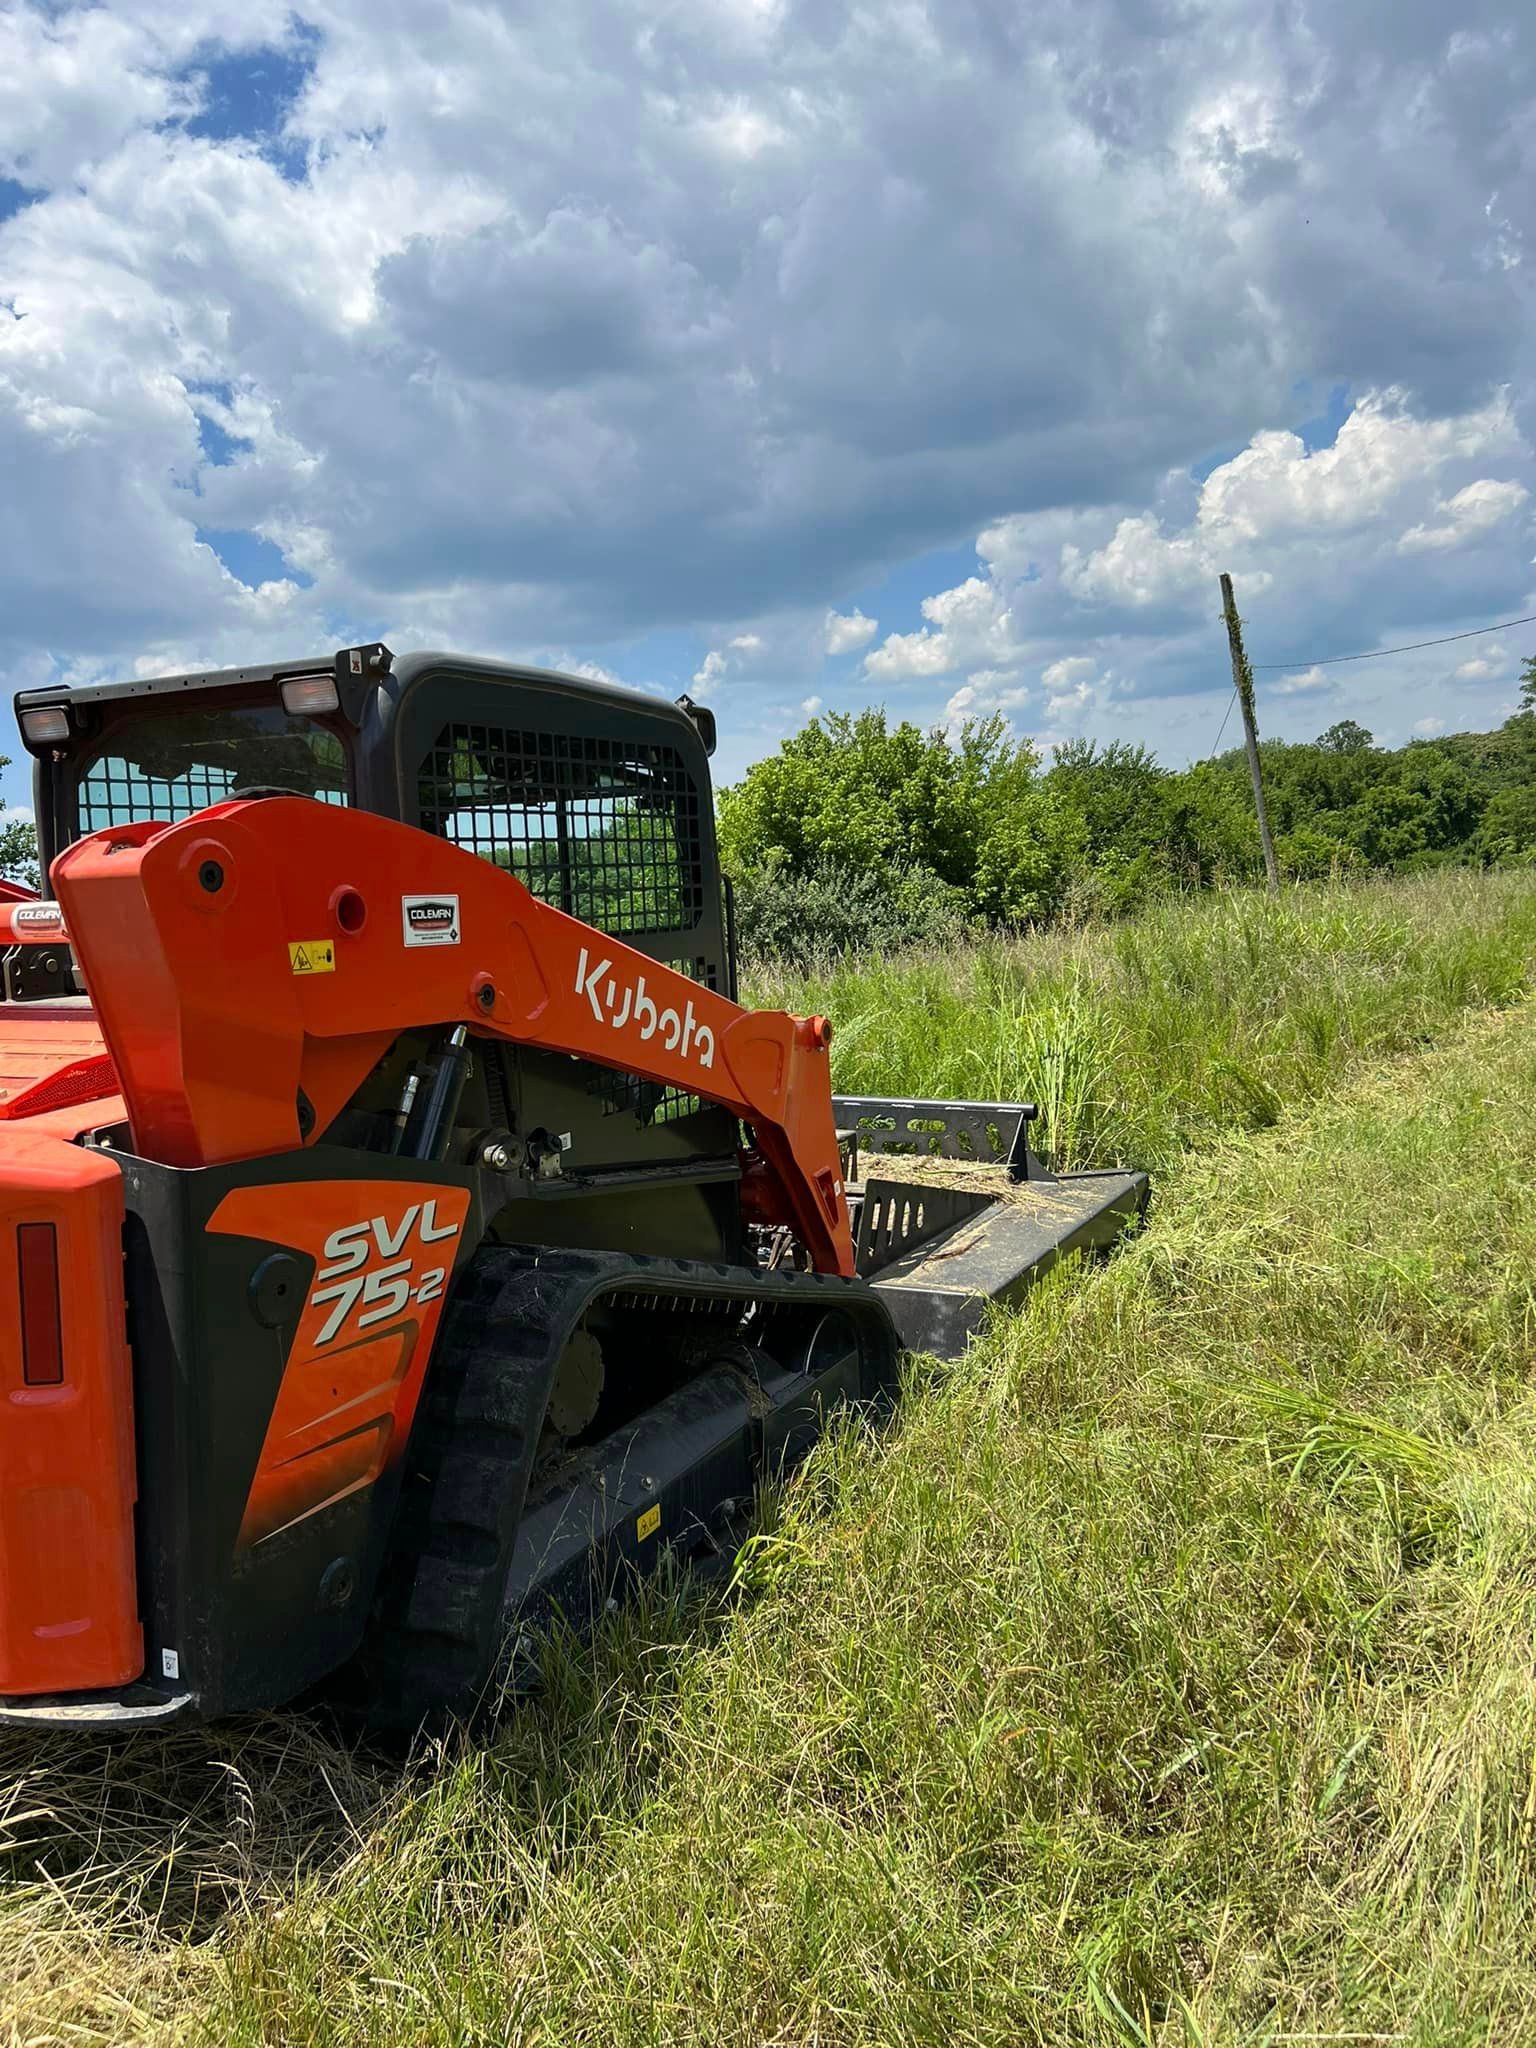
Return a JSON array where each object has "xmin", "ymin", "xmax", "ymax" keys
[{"xmin": 0, "ymin": 646, "xmax": 1145, "ymax": 1729}]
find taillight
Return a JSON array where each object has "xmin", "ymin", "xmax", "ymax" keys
[{"xmin": 17, "ymin": 1223, "xmax": 63, "ymax": 1386}]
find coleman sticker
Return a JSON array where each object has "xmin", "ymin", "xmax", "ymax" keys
[
  {"xmin": 288, "ymin": 939, "xmax": 335, "ymax": 975},
  {"xmin": 13, "ymin": 903, "xmax": 65, "ymax": 934},
  {"xmin": 402, "ymin": 895, "xmax": 460, "ymax": 946}
]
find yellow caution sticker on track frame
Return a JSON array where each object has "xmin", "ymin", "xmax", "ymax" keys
[
  {"xmin": 636, "ymin": 1503, "xmax": 661, "ymax": 1542},
  {"xmin": 288, "ymin": 940, "xmax": 336, "ymax": 975}
]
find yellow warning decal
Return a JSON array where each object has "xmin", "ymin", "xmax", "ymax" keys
[
  {"xmin": 288, "ymin": 940, "xmax": 336, "ymax": 975},
  {"xmin": 636, "ymin": 1504, "xmax": 661, "ymax": 1542}
]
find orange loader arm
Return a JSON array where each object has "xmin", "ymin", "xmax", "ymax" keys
[{"xmin": 42, "ymin": 799, "xmax": 855, "ymax": 1274}]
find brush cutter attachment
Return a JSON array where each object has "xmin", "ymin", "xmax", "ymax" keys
[{"xmin": 834, "ymin": 1097, "xmax": 1149, "ymax": 1357}]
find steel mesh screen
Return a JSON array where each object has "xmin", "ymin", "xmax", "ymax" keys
[
  {"xmin": 419, "ymin": 722, "xmax": 704, "ymax": 937},
  {"xmin": 75, "ymin": 709, "xmax": 349, "ymax": 833},
  {"xmin": 591, "ymin": 958, "xmax": 720, "ymax": 1124},
  {"xmin": 80, "ymin": 757, "xmax": 232, "ymax": 831}
]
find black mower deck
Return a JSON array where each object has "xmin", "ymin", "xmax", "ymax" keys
[{"xmin": 835, "ymin": 1095, "xmax": 1149, "ymax": 1356}]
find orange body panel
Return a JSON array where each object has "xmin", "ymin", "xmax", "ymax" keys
[
  {"xmin": 53, "ymin": 800, "xmax": 855, "ymax": 1273},
  {"xmin": 0, "ymin": 1007, "xmax": 114, "ymax": 1118},
  {"xmin": 0, "ymin": 1132, "xmax": 140, "ymax": 1693},
  {"xmin": 207, "ymin": 1181, "xmax": 471, "ymax": 1547}
]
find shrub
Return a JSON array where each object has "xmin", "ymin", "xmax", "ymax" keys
[
  {"xmin": 1276, "ymin": 825, "xmax": 1364, "ymax": 881},
  {"xmin": 730, "ymin": 858, "xmax": 973, "ymax": 968}
]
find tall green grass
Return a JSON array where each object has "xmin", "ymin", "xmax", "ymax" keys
[
  {"xmin": 3, "ymin": 869, "xmax": 1536, "ymax": 2043},
  {"xmin": 748, "ymin": 869, "xmax": 1536, "ymax": 1170}
]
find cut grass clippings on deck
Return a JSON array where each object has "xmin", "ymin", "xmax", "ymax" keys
[{"xmin": 2, "ymin": 870, "xmax": 1536, "ymax": 2044}]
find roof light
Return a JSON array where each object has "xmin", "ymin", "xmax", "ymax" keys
[
  {"xmin": 20, "ymin": 708, "xmax": 69, "ymax": 744},
  {"xmin": 280, "ymin": 675, "xmax": 340, "ymax": 716}
]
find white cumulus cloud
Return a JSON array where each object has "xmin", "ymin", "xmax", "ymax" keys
[
  {"xmin": 1454, "ymin": 643, "xmax": 1511, "ymax": 681},
  {"xmin": 1272, "ymin": 665, "xmax": 1334, "ymax": 696},
  {"xmin": 864, "ymin": 577, "xmax": 1016, "ymax": 681},
  {"xmin": 1060, "ymin": 393, "xmax": 1518, "ymax": 610},
  {"xmin": 1398, "ymin": 478, "xmax": 1530, "ymax": 554},
  {"xmin": 824, "ymin": 609, "xmax": 878, "ymax": 656},
  {"xmin": 943, "ymin": 673, "xmax": 1032, "ymax": 734},
  {"xmin": 851, "ymin": 382, "xmax": 1535, "ymax": 758},
  {"xmin": 1041, "ymin": 655, "xmax": 1096, "ymax": 692},
  {"xmin": 691, "ymin": 632, "xmax": 767, "ymax": 696}
]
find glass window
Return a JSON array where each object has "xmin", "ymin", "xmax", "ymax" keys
[{"xmin": 74, "ymin": 704, "xmax": 350, "ymax": 834}]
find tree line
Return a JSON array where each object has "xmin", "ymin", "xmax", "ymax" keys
[{"xmin": 718, "ymin": 656, "xmax": 1536, "ymax": 963}]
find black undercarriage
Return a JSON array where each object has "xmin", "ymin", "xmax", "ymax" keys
[{"xmin": 41, "ymin": 1106, "xmax": 897, "ymax": 1729}]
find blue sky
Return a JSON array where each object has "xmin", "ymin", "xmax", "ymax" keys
[
  {"xmin": 180, "ymin": 27, "xmax": 318, "ymax": 176},
  {"xmin": 1, "ymin": 0, "xmax": 1534, "ymax": 817}
]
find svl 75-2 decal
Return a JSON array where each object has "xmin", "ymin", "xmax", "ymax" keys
[
  {"xmin": 205, "ymin": 1181, "xmax": 474, "ymax": 1550},
  {"xmin": 309, "ymin": 1198, "xmax": 463, "ymax": 1345}
]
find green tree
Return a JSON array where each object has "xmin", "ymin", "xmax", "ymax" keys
[
  {"xmin": 1316, "ymin": 719, "xmax": 1375, "ymax": 754},
  {"xmin": 1345, "ymin": 783, "xmax": 1436, "ymax": 868},
  {"xmin": 1043, "ymin": 743, "xmax": 1258, "ymax": 905},
  {"xmin": 1158, "ymin": 762, "xmax": 1262, "ymax": 886},
  {"xmin": 1475, "ymin": 783, "xmax": 1536, "ymax": 864},
  {"xmin": 1393, "ymin": 747, "xmax": 1485, "ymax": 851},
  {"xmin": 1045, "ymin": 740, "xmax": 1168, "ymax": 864},
  {"xmin": 717, "ymin": 709, "xmax": 1037, "ymax": 892},
  {"xmin": 0, "ymin": 755, "xmax": 38, "ymax": 889},
  {"xmin": 1520, "ymin": 655, "xmax": 1535, "ymax": 711},
  {"xmin": 730, "ymin": 859, "xmax": 972, "ymax": 967},
  {"xmin": 971, "ymin": 786, "xmax": 1084, "ymax": 923},
  {"xmin": 1275, "ymin": 824, "xmax": 1363, "ymax": 880},
  {"xmin": 718, "ymin": 691, "xmax": 1536, "ymax": 960}
]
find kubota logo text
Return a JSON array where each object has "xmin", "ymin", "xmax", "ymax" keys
[
  {"xmin": 575, "ymin": 947, "xmax": 716, "ymax": 1070},
  {"xmin": 308, "ymin": 1199, "xmax": 462, "ymax": 1346}
]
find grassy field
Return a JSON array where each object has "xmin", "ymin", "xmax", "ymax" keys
[
  {"xmin": 6, "ymin": 869, "xmax": 1536, "ymax": 2045},
  {"xmin": 748, "ymin": 868, "xmax": 1536, "ymax": 1171}
]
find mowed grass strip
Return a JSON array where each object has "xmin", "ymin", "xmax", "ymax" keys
[
  {"xmin": 193, "ymin": 1000, "xmax": 1536, "ymax": 2046},
  {"xmin": 749, "ymin": 868, "xmax": 1536, "ymax": 1171}
]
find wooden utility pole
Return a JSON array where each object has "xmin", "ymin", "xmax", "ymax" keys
[{"xmin": 1219, "ymin": 572, "xmax": 1280, "ymax": 894}]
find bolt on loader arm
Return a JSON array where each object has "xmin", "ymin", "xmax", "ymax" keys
[{"xmin": 41, "ymin": 798, "xmax": 855, "ymax": 1273}]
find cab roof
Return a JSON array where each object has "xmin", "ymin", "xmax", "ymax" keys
[{"xmin": 14, "ymin": 645, "xmax": 715, "ymax": 755}]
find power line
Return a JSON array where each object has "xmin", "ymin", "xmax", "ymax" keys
[
  {"xmin": 1250, "ymin": 612, "xmax": 1536, "ymax": 672},
  {"xmin": 1206, "ymin": 687, "xmax": 1238, "ymax": 760}
]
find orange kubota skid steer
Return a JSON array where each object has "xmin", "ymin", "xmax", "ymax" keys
[{"xmin": 0, "ymin": 646, "xmax": 1146, "ymax": 1729}]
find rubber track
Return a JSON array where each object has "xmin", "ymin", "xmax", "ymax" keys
[
  {"xmin": 358, "ymin": 1249, "xmax": 571, "ymax": 1728},
  {"xmin": 357, "ymin": 1245, "xmax": 895, "ymax": 1731}
]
